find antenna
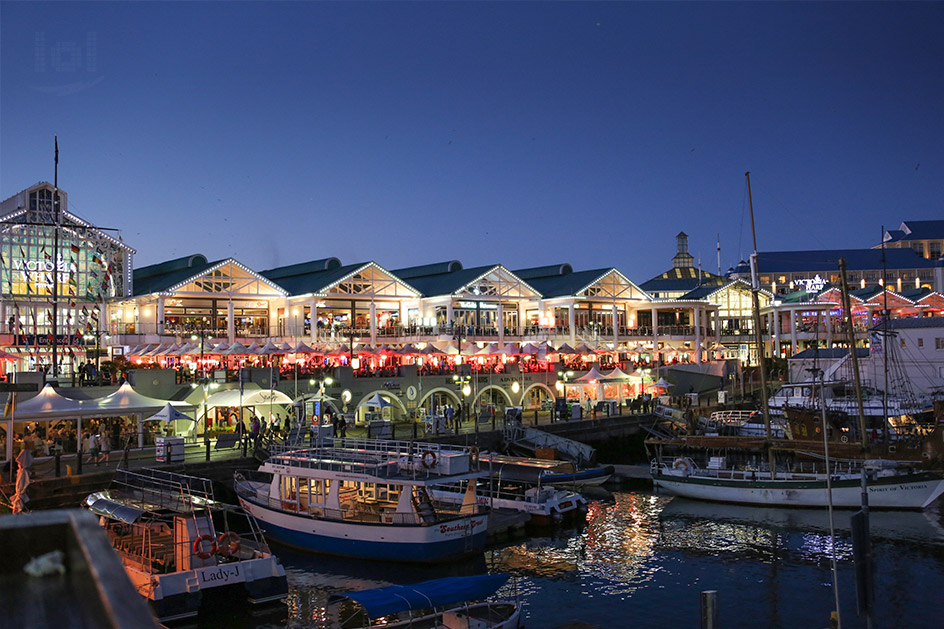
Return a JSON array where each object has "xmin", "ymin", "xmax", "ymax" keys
[{"xmin": 717, "ymin": 233, "xmax": 721, "ymax": 276}]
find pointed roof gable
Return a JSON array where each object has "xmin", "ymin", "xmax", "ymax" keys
[
  {"xmin": 395, "ymin": 263, "xmax": 539, "ymax": 299},
  {"xmin": 264, "ymin": 260, "xmax": 419, "ymax": 298},
  {"xmin": 133, "ymin": 255, "xmax": 286, "ymax": 297}
]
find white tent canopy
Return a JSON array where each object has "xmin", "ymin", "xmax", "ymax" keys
[
  {"xmin": 359, "ymin": 392, "xmax": 392, "ymax": 408},
  {"xmin": 205, "ymin": 386, "xmax": 293, "ymax": 408},
  {"xmin": 93, "ymin": 383, "xmax": 193, "ymax": 413},
  {"xmin": 602, "ymin": 367, "xmax": 633, "ymax": 381},
  {"xmin": 576, "ymin": 366, "xmax": 608, "ymax": 382},
  {"xmin": 4, "ymin": 384, "xmax": 83, "ymax": 419},
  {"xmin": 145, "ymin": 403, "xmax": 196, "ymax": 423}
]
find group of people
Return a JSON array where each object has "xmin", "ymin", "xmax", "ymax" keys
[{"xmin": 234, "ymin": 412, "xmax": 293, "ymax": 448}]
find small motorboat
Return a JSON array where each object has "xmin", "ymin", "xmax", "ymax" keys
[{"xmin": 328, "ymin": 573, "xmax": 522, "ymax": 628}]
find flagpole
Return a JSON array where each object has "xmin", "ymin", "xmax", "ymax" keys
[{"xmin": 51, "ymin": 136, "xmax": 60, "ymax": 377}]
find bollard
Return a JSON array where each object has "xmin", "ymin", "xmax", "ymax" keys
[
  {"xmin": 534, "ymin": 410, "xmax": 538, "ymax": 426},
  {"xmin": 77, "ymin": 446, "xmax": 83, "ymax": 475},
  {"xmin": 700, "ymin": 590, "xmax": 718, "ymax": 629},
  {"xmin": 55, "ymin": 451, "xmax": 61, "ymax": 477},
  {"xmin": 205, "ymin": 439, "xmax": 210, "ymax": 462}
]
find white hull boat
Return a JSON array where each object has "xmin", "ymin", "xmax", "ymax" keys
[
  {"xmin": 235, "ymin": 439, "xmax": 490, "ymax": 563},
  {"xmin": 652, "ymin": 457, "xmax": 944, "ymax": 510}
]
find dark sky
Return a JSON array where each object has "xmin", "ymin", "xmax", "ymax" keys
[{"xmin": 2, "ymin": 2, "xmax": 942, "ymax": 282}]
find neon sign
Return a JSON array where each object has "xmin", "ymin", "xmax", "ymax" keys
[{"xmin": 794, "ymin": 274, "xmax": 827, "ymax": 293}]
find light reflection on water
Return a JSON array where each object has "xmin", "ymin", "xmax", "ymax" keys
[{"xmin": 239, "ymin": 492, "xmax": 944, "ymax": 628}]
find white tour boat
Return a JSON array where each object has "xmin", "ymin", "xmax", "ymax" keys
[
  {"xmin": 234, "ymin": 439, "xmax": 490, "ymax": 563},
  {"xmin": 651, "ymin": 456, "xmax": 944, "ymax": 510},
  {"xmin": 84, "ymin": 468, "xmax": 287, "ymax": 622}
]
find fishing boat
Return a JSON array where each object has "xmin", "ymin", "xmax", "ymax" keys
[
  {"xmin": 477, "ymin": 452, "xmax": 614, "ymax": 487},
  {"xmin": 234, "ymin": 439, "xmax": 490, "ymax": 563},
  {"xmin": 651, "ymin": 456, "xmax": 944, "ymax": 510},
  {"xmin": 83, "ymin": 468, "xmax": 288, "ymax": 623},
  {"xmin": 328, "ymin": 573, "xmax": 522, "ymax": 628}
]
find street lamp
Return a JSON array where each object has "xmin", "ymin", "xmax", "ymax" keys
[
  {"xmin": 452, "ymin": 374, "xmax": 471, "ymax": 434},
  {"xmin": 190, "ymin": 321, "xmax": 209, "ymax": 383},
  {"xmin": 308, "ymin": 376, "xmax": 334, "ymax": 424},
  {"xmin": 556, "ymin": 370, "xmax": 574, "ymax": 421}
]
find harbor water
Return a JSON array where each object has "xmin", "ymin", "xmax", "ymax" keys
[{"xmin": 202, "ymin": 490, "xmax": 944, "ymax": 628}]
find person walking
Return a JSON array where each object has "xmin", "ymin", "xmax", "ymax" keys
[
  {"xmin": 251, "ymin": 416, "xmax": 261, "ymax": 448},
  {"xmin": 99, "ymin": 427, "xmax": 111, "ymax": 465}
]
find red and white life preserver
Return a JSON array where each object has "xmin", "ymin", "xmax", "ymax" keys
[
  {"xmin": 421, "ymin": 450, "xmax": 438, "ymax": 469},
  {"xmin": 217, "ymin": 532, "xmax": 241, "ymax": 556},
  {"xmin": 193, "ymin": 534, "xmax": 218, "ymax": 560}
]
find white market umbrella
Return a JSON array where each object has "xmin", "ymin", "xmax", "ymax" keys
[{"xmin": 145, "ymin": 402, "xmax": 196, "ymax": 423}]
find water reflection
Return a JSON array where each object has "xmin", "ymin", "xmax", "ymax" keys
[{"xmin": 238, "ymin": 492, "xmax": 944, "ymax": 628}]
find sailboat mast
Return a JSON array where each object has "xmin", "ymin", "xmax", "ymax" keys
[
  {"xmin": 838, "ymin": 257, "xmax": 870, "ymax": 451},
  {"xmin": 52, "ymin": 136, "xmax": 60, "ymax": 377},
  {"xmin": 745, "ymin": 172, "xmax": 776, "ymax": 476},
  {"xmin": 881, "ymin": 226, "xmax": 889, "ymax": 442}
]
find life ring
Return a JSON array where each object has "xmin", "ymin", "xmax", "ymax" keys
[
  {"xmin": 217, "ymin": 532, "xmax": 241, "ymax": 556},
  {"xmin": 840, "ymin": 435, "xmax": 849, "ymax": 444},
  {"xmin": 672, "ymin": 458, "xmax": 691, "ymax": 474},
  {"xmin": 193, "ymin": 534, "xmax": 217, "ymax": 560},
  {"xmin": 421, "ymin": 450, "xmax": 438, "ymax": 469}
]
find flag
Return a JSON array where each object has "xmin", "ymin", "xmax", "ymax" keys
[{"xmin": 70, "ymin": 244, "xmax": 80, "ymax": 254}]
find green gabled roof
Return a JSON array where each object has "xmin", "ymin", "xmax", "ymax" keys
[
  {"xmin": 262, "ymin": 261, "xmax": 371, "ymax": 296},
  {"xmin": 900, "ymin": 287, "xmax": 933, "ymax": 301},
  {"xmin": 521, "ymin": 268, "xmax": 614, "ymax": 299},
  {"xmin": 392, "ymin": 264, "xmax": 502, "ymax": 297},
  {"xmin": 133, "ymin": 255, "xmax": 219, "ymax": 296},
  {"xmin": 393, "ymin": 260, "xmax": 463, "ymax": 279},
  {"xmin": 263, "ymin": 258, "xmax": 342, "ymax": 281},
  {"xmin": 513, "ymin": 263, "xmax": 573, "ymax": 280}
]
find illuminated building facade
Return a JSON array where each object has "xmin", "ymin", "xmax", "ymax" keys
[{"xmin": 0, "ymin": 182, "xmax": 133, "ymax": 373}]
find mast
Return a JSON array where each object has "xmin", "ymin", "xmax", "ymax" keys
[
  {"xmin": 745, "ymin": 172, "xmax": 777, "ymax": 477},
  {"xmin": 880, "ymin": 227, "xmax": 889, "ymax": 444},
  {"xmin": 52, "ymin": 136, "xmax": 60, "ymax": 377},
  {"xmin": 838, "ymin": 258, "xmax": 870, "ymax": 451}
]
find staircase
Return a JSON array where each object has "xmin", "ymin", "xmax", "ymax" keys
[{"xmin": 411, "ymin": 487, "xmax": 438, "ymax": 524}]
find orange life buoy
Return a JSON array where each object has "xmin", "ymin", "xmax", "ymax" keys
[
  {"xmin": 193, "ymin": 534, "xmax": 217, "ymax": 560},
  {"xmin": 217, "ymin": 532, "xmax": 241, "ymax": 556},
  {"xmin": 421, "ymin": 450, "xmax": 437, "ymax": 469}
]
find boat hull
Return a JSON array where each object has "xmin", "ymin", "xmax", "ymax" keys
[
  {"xmin": 653, "ymin": 470, "xmax": 944, "ymax": 510},
  {"xmin": 238, "ymin": 495, "xmax": 487, "ymax": 562},
  {"xmin": 540, "ymin": 465, "xmax": 614, "ymax": 487}
]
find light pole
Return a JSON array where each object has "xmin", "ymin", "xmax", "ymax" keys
[
  {"xmin": 308, "ymin": 376, "xmax": 334, "ymax": 424},
  {"xmin": 452, "ymin": 374, "xmax": 471, "ymax": 434},
  {"xmin": 556, "ymin": 370, "xmax": 574, "ymax": 421},
  {"xmin": 83, "ymin": 328, "xmax": 108, "ymax": 383}
]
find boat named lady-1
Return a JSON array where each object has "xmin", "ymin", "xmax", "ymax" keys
[
  {"xmin": 84, "ymin": 468, "xmax": 288, "ymax": 623},
  {"xmin": 234, "ymin": 439, "xmax": 490, "ymax": 563}
]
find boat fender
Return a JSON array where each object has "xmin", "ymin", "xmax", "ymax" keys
[
  {"xmin": 217, "ymin": 532, "xmax": 241, "ymax": 556},
  {"xmin": 672, "ymin": 458, "xmax": 692, "ymax": 475},
  {"xmin": 421, "ymin": 450, "xmax": 438, "ymax": 469},
  {"xmin": 470, "ymin": 446, "xmax": 479, "ymax": 467},
  {"xmin": 840, "ymin": 435, "xmax": 849, "ymax": 443},
  {"xmin": 193, "ymin": 534, "xmax": 218, "ymax": 560}
]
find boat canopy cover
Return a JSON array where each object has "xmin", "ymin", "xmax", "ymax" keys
[
  {"xmin": 87, "ymin": 497, "xmax": 146, "ymax": 524},
  {"xmin": 331, "ymin": 574, "xmax": 509, "ymax": 619}
]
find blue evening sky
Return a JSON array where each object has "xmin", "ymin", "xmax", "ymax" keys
[{"xmin": 1, "ymin": 2, "xmax": 942, "ymax": 282}]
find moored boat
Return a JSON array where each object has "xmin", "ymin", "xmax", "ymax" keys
[
  {"xmin": 234, "ymin": 439, "xmax": 489, "ymax": 563},
  {"xmin": 476, "ymin": 453, "xmax": 614, "ymax": 487},
  {"xmin": 83, "ymin": 468, "xmax": 288, "ymax": 623},
  {"xmin": 651, "ymin": 456, "xmax": 944, "ymax": 510},
  {"xmin": 328, "ymin": 573, "xmax": 522, "ymax": 628}
]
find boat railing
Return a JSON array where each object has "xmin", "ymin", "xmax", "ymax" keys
[
  {"xmin": 112, "ymin": 468, "xmax": 217, "ymax": 513},
  {"xmin": 235, "ymin": 474, "xmax": 478, "ymax": 524}
]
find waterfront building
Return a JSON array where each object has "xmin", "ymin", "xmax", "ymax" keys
[
  {"xmin": 729, "ymin": 247, "xmax": 943, "ymax": 296},
  {"xmin": 878, "ymin": 220, "xmax": 944, "ymax": 261},
  {"xmin": 110, "ymin": 254, "xmax": 288, "ymax": 344},
  {"xmin": 0, "ymin": 183, "xmax": 134, "ymax": 378}
]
